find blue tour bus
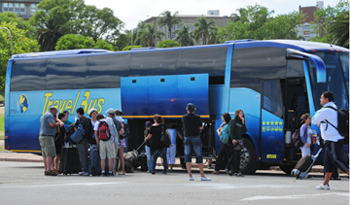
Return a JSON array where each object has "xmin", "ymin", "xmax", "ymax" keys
[{"xmin": 4, "ymin": 40, "xmax": 349, "ymax": 174}]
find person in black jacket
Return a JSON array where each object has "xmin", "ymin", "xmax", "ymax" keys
[
  {"xmin": 228, "ymin": 109, "xmax": 247, "ymax": 177},
  {"xmin": 53, "ymin": 113, "xmax": 67, "ymax": 174},
  {"xmin": 75, "ymin": 107, "xmax": 93, "ymax": 176}
]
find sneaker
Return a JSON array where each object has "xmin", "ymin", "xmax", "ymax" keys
[
  {"xmin": 316, "ymin": 184, "xmax": 330, "ymax": 190},
  {"xmin": 147, "ymin": 170, "xmax": 152, "ymax": 173},
  {"xmin": 208, "ymin": 165, "xmax": 215, "ymax": 169},
  {"xmin": 79, "ymin": 172, "xmax": 89, "ymax": 176},
  {"xmin": 228, "ymin": 171, "xmax": 234, "ymax": 176},
  {"xmin": 108, "ymin": 172, "xmax": 115, "ymax": 176},
  {"xmin": 151, "ymin": 171, "xmax": 155, "ymax": 175},
  {"xmin": 225, "ymin": 169, "xmax": 229, "ymax": 173},
  {"xmin": 44, "ymin": 171, "xmax": 49, "ymax": 176},
  {"xmin": 100, "ymin": 172, "xmax": 106, "ymax": 176},
  {"xmin": 235, "ymin": 172, "xmax": 243, "ymax": 177},
  {"xmin": 201, "ymin": 177, "xmax": 211, "ymax": 181},
  {"xmin": 189, "ymin": 177, "xmax": 194, "ymax": 181},
  {"xmin": 46, "ymin": 170, "xmax": 58, "ymax": 176}
]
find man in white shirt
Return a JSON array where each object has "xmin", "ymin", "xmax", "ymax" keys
[{"xmin": 312, "ymin": 91, "xmax": 349, "ymax": 190}]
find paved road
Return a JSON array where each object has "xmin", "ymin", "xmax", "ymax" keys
[{"xmin": 0, "ymin": 161, "xmax": 348, "ymax": 205}]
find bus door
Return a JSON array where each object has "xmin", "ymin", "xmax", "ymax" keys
[
  {"xmin": 120, "ymin": 74, "xmax": 210, "ymax": 150},
  {"xmin": 260, "ymin": 79, "xmax": 284, "ymax": 163}
]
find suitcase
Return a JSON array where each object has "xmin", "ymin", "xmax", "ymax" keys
[
  {"xmin": 291, "ymin": 148, "xmax": 323, "ymax": 179},
  {"xmin": 89, "ymin": 146, "xmax": 109, "ymax": 176},
  {"xmin": 139, "ymin": 152, "xmax": 148, "ymax": 172},
  {"xmin": 59, "ymin": 147, "xmax": 81, "ymax": 175}
]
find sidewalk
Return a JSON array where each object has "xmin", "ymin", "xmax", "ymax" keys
[{"xmin": 0, "ymin": 140, "xmax": 325, "ymax": 172}]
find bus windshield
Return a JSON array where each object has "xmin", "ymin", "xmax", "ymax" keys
[{"xmin": 309, "ymin": 52, "xmax": 349, "ymax": 110}]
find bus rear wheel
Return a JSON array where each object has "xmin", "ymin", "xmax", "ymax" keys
[{"xmin": 240, "ymin": 138, "xmax": 259, "ymax": 174}]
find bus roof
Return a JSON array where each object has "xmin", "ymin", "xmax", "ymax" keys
[
  {"xmin": 225, "ymin": 39, "xmax": 349, "ymax": 53},
  {"xmin": 11, "ymin": 49, "xmax": 113, "ymax": 59}
]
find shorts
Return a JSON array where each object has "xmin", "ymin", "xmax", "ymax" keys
[
  {"xmin": 99, "ymin": 139, "xmax": 116, "ymax": 159},
  {"xmin": 324, "ymin": 139, "xmax": 349, "ymax": 173},
  {"xmin": 184, "ymin": 136, "xmax": 203, "ymax": 163},
  {"xmin": 39, "ymin": 135, "xmax": 56, "ymax": 158},
  {"xmin": 119, "ymin": 139, "xmax": 126, "ymax": 149}
]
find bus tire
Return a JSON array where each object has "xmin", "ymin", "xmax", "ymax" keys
[{"xmin": 240, "ymin": 138, "xmax": 259, "ymax": 174}]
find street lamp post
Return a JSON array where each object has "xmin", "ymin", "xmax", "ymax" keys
[{"xmin": 0, "ymin": 27, "xmax": 14, "ymax": 56}]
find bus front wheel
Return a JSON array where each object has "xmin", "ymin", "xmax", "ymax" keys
[{"xmin": 240, "ymin": 138, "xmax": 259, "ymax": 174}]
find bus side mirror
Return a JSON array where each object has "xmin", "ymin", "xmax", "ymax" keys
[{"xmin": 286, "ymin": 49, "xmax": 326, "ymax": 83}]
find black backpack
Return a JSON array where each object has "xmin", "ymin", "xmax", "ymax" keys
[{"xmin": 326, "ymin": 107, "xmax": 349, "ymax": 138}]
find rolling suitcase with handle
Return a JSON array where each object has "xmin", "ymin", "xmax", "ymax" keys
[{"xmin": 291, "ymin": 148, "xmax": 323, "ymax": 179}]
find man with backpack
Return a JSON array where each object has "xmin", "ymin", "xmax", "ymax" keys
[
  {"xmin": 311, "ymin": 91, "xmax": 349, "ymax": 190},
  {"xmin": 94, "ymin": 113, "xmax": 117, "ymax": 176},
  {"xmin": 75, "ymin": 107, "xmax": 93, "ymax": 176}
]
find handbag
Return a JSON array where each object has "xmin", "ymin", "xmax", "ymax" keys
[
  {"xmin": 120, "ymin": 124, "xmax": 131, "ymax": 140},
  {"xmin": 160, "ymin": 124, "xmax": 171, "ymax": 147}
]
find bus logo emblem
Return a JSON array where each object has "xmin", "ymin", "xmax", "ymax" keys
[{"xmin": 17, "ymin": 95, "xmax": 29, "ymax": 113}]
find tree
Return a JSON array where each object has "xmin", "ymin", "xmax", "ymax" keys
[
  {"xmin": 157, "ymin": 11, "xmax": 182, "ymax": 40},
  {"xmin": 158, "ymin": 40, "xmax": 180, "ymax": 48},
  {"xmin": 137, "ymin": 23, "xmax": 165, "ymax": 47},
  {"xmin": 55, "ymin": 34, "xmax": 114, "ymax": 50},
  {"xmin": 55, "ymin": 34, "xmax": 95, "ymax": 50},
  {"xmin": 0, "ymin": 12, "xmax": 36, "ymax": 39},
  {"xmin": 328, "ymin": 11, "xmax": 349, "ymax": 48},
  {"xmin": 29, "ymin": 0, "xmax": 85, "ymax": 51},
  {"xmin": 122, "ymin": 45, "xmax": 141, "ymax": 51},
  {"xmin": 0, "ymin": 22, "xmax": 39, "ymax": 88},
  {"xmin": 131, "ymin": 21, "xmax": 146, "ymax": 46},
  {"xmin": 174, "ymin": 23, "xmax": 194, "ymax": 46},
  {"xmin": 218, "ymin": 5, "xmax": 303, "ymax": 41},
  {"xmin": 192, "ymin": 16, "xmax": 218, "ymax": 45}
]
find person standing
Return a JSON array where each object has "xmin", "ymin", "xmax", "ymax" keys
[
  {"xmin": 300, "ymin": 113, "xmax": 312, "ymax": 157},
  {"xmin": 75, "ymin": 107, "xmax": 93, "ymax": 176},
  {"xmin": 114, "ymin": 109, "xmax": 126, "ymax": 175},
  {"xmin": 182, "ymin": 103, "xmax": 211, "ymax": 181},
  {"xmin": 144, "ymin": 121, "xmax": 153, "ymax": 173},
  {"xmin": 213, "ymin": 113, "xmax": 232, "ymax": 175},
  {"xmin": 311, "ymin": 91, "xmax": 349, "ymax": 190},
  {"xmin": 62, "ymin": 110, "xmax": 73, "ymax": 125},
  {"xmin": 53, "ymin": 113, "xmax": 68, "ymax": 174},
  {"xmin": 89, "ymin": 108, "xmax": 98, "ymax": 145},
  {"xmin": 228, "ymin": 109, "xmax": 247, "ymax": 177},
  {"xmin": 145, "ymin": 115, "xmax": 171, "ymax": 174},
  {"xmin": 39, "ymin": 106, "xmax": 63, "ymax": 176}
]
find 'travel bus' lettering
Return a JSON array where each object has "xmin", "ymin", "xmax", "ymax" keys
[{"xmin": 42, "ymin": 91, "xmax": 105, "ymax": 115}]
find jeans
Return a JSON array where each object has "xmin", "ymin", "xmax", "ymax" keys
[
  {"xmin": 77, "ymin": 140, "xmax": 89, "ymax": 172},
  {"xmin": 232, "ymin": 148, "xmax": 241, "ymax": 173},
  {"xmin": 152, "ymin": 147, "xmax": 167, "ymax": 173},
  {"xmin": 184, "ymin": 137, "xmax": 203, "ymax": 163},
  {"xmin": 145, "ymin": 145, "xmax": 153, "ymax": 170}
]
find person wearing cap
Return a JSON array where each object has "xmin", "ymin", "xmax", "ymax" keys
[
  {"xmin": 39, "ymin": 106, "xmax": 64, "ymax": 176},
  {"xmin": 144, "ymin": 121, "xmax": 153, "ymax": 172},
  {"xmin": 107, "ymin": 109, "xmax": 124, "ymax": 175},
  {"xmin": 89, "ymin": 108, "xmax": 98, "ymax": 145},
  {"xmin": 182, "ymin": 103, "xmax": 211, "ymax": 181}
]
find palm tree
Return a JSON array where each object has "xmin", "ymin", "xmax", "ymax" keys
[
  {"xmin": 328, "ymin": 11, "xmax": 349, "ymax": 48},
  {"xmin": 174, "ymin": 23, "xmax": 193, "ymax": 46},
  {"xmin": 192, "ymin": 16, "xmax": 218, "ymax": 45},
  {"xmin": 132, "ymin": 21, "xmax": 146, "ymax": 46},
  {"xmin": 137, "ymin": 23, "xmax": 165, "ymax": 47},
  {"xmin": 37, "ymin": 16, "xmax": 63, "ymax": 51},
  {"xmin": 157, "ymin": 11, "xmax": 182, "ymax": 40}
]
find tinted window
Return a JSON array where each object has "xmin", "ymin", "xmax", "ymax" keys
[
  {"xmin": 231, "ymin": 47, "xmax": 287, "ymax": 92},
  {"xmin": 11, "ymin": 59, "xmax": 47, "ymax": 91},
  {"xmin": 129, "ymin": 50, "xmax": 177, "ymax": 76},
  {"xmin": 286, "ymin": 60, "xmax": 304, "ymax": 78},
  {"xmin": 177, "ymin": 47, "xmax": 227, "ymax": 77},
  {"xmin": 86, "ymin": 54, "xmax": 130, "ymax": 88},
  {"xmin": 263, "ymin": 80, "xmax": 283, "ymax": 117},
  {"xmin": 46, "ymin": 57, "xmax": 87, "ymax": 90}
]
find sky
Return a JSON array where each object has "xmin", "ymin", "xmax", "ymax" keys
[{"xmin": 84, "ymin": 0, "xmax": 341, "ymax": 31}]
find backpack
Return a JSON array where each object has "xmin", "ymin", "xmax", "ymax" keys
[
  {"xmin": 98, "ymin": 121, "xmax": 111, "ymax": 141},
  {"xmin": 292, "ymin": 128, "xmax": 304, "ymax": 150},
  {"xmin": 325, "ymin": 107, "xmax": 349, "ymax": 138},
  {"xmin": 79, "ymin": 116, "xmax": 93, "ymax": 138},
  {"xmin": 220, "ymin": 124, "xmax": 229, "ymax": 144},
  {"xmin": 70, "ymin": 119, "xmax": 86, "ymax": 143}
]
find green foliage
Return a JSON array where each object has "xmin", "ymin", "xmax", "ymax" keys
[
  {"xmin": 157, "ymin": 11, "xmax": 182, "ymax": 40},
  {"xmin": 192, "ymin": 16, "xmax": 218, "ymax": 45},
  {"xmin": 174, "ymin": 23, "xmax": 194, "ymax": 46},
  {"xmin": 218, "ymin": 5, "xmax": 303, "ymax": 41},
  {"xmin": 0, "ymin": 22, "xmax": 40, "ymax": 88},
  {"xmin": 0, "ymin": 12, "xmax": 37, "ymax": 39},
  {"xmin": 55, "ymin": 34, "xmax": 114, "ymax": 51},
  {"xmin": 158, "ymin": 40, "xmax": 180, "ymax": 48},
  {"xmin": 122, "ymin": 45, "xmax": 141, "ymax": 51},
  {"xmin": 30, "ymin": 0, "xmax": 124, "ymax": 51},
  {"xmin": 328, "ymin": 11, "xmax": 349, "ymax": 48},
  {"xmin": 113, "ymin": 33, "xmax": 131, "ymax": 51},
  {"xmin": 55, "ymin": 34, "xmax": 95, "ymax": 50},
  {"xmin": 136, "ymin": 23, "xmax": 165, "ymax": 47}
]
